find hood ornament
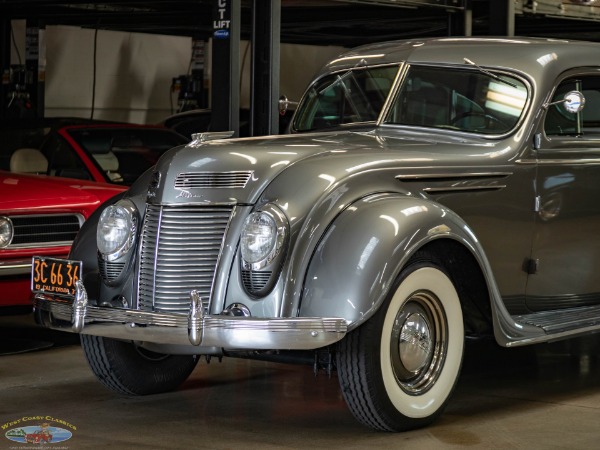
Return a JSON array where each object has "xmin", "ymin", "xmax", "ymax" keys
[{"xmin": 189, "ymin": 131, "xmax": 235, "ymax": 147}]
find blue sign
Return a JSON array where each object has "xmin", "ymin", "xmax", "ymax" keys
[{"xmin": 214, "ymin": 29, "xmax": 230, "ymax": 39}]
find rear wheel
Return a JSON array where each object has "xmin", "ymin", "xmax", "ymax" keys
[
  {"xmin": 81, "ymin": 335, "xmax": 199, "ymax": 395},
  {"xmin": 337, "ymin": 254, "xmax": 464, "ymax": 431}
]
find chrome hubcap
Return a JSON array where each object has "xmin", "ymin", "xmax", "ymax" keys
[
  {"xmin": 399, "ymin": 312, "xmax": 433, "ymax": 373},
  {"xmin": 390, "ymin": 291, "xmax": 448, "ymax": 395}
]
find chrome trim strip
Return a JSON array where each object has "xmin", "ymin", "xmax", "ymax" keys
[
  {"xmin": 377, "ymin": 62, "xmax": 407, "ymax": 126},
  {"xmin": 537, "ymin": 159, "xmax": 600, "ymax": 165},
  {"xmin": 34, "ymin": 293, "xmax": 348, "ymax": 350},
  {"xmin": 423, "ymin": 185, "xmax": 506, "ymax": 193},
  {"xmin": 396, "ymin": 172, "xmax": 512, "ymax": 180},
  {"xmin": 517, "ymin": 158, "xmax": 600, "ymax": 165},
  {"xmin": 0, "ymin": 259, "xmax": 32, "ymax": 276},
  {"xmin": 515, "ymin": 159, "xmax": 536, "ymax": 165},
  {"xmin": 396, "ymin": 173, "xmax": 509, "ymax": 194},
  {"xmin": 5, "ymin": 212, "xmax": 84, "ymax": 223},
  {"xmin": 6, "ymin": 241, "xmax": 73, "ymax": 250},
  {"xmin": 158, "ymin": 201, "xmax": 239, "ymax": 207},
  {"xmin": 505, "ymin": 323, "xmax": 600, "ymax": 347}
]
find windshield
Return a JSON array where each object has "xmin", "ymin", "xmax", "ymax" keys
[
  {"xmin": 68, "ymin": 127, "xmax": 188, "ymax": 184},
  {"xmin": 385, "ymin": 65, "xmax": 528, "ymax": 135},
  {"xmin": 293, "ymin": 65, "xmax": 399, "ymax": 132}
]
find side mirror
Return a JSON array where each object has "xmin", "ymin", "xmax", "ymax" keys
[
  {"xmin": 278, "ymin": 95, "xmax": 298, "ymax": 116},
  {"xmin": 563, "ymin": 91, "xmax": 585, "ymax": 113},
  {"xmin": 544, "ymin": 90, "xmax": 585, "ymax": 113}
]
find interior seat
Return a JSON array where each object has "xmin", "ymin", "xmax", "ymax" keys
[
  {"xmin": 10, "ymin": 148, "xmax": 49, "ymax": 174},
  {"xmin": 92, "ymin": 151, "xmax": 122, "ymax": 182}
]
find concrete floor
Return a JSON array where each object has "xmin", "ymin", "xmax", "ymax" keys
[{"xmin": 2, "ymin": 314, "xmax": 600, "ymax": 449}]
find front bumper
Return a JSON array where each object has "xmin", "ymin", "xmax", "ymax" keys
[
  {"xmin": 0, "ymin": 259, "xmax": 32, "ymax": 276},
  {"xmin": 33, "ymin": 281, "xmax": 348, "ymax": 350}
]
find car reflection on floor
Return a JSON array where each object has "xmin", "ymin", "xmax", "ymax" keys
[{"xmin": 1, "ymin": 313, "xmax": 600, "ymax": 448}]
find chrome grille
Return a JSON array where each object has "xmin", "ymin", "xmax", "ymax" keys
[
  {"xmin": 137, "ymin": 205, "xmax": 233, "ymax": 314},
  {"xmin": 8, "ymin": 214, "xmax": 82, "ymax": 248},
  {"xmin": 174, "ymin": 171, "xmax": 252, "ymax": 189},
  {"xmin": 241, "ymin": 270, "xmax": 272, "ymax": 294},
  {"xmin": 99, "ymin": 258, "xmax": 126, "ymax": 282}
]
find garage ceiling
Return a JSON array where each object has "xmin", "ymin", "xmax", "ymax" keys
[{"xmin": 2, "ymin": 0, "xmax": 600, "ymax": 47}]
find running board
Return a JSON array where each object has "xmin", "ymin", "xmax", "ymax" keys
[{"xmin": 510, "ymin": 304, "xmax": 600, "ymax": 345}]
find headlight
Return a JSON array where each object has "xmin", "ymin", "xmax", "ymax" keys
[
  {"xmin": 240, "ymin": 205, "xmax": 288, "ymax": 270},
  {"xmin": 97, "ymin": 199, "xmax": 138, "ymax": 261},
  {"xmin": 0, "ymin": 216, "xmax": 13, "ymax": 248}
]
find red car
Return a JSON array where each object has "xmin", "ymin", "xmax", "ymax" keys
[
  {"xmin": 25, "ymin": 430, "xmax": 52, "ymax": 444},
  {"xmin": 38, "ymin": 123, "xmax": 188, "ymax": 185},
  {"xmin": 0, "ymin": 170, "xmax": 125, "ymax": 310}
]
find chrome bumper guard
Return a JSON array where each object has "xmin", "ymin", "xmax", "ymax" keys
[{"xmin": 33, "ymin": 281, "xmax": 348, "ymax": 350}]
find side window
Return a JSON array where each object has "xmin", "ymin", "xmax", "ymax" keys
[
  {"xmin": 41, "ymin": 135, "xmax": 93, "ymax": 180},
  {"xmin": 545, "ymin": 76, "xmax": 600, "ymax": 136},
  {"xmin": 385, "ymin": 66, "xmax": 527, "ymax": 135}
]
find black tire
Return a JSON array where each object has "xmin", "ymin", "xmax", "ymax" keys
[
  {"xmin": 81, "ymin": 335, "xmax": 199, "ymax": 395},
  {"xmin": 337, "ymin": 254, "xmax": 464, "ymax": 431}
]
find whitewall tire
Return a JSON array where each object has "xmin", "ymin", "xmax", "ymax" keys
[{"xmin": 337, "ymin": 254, "xmax": 464, "ymax": 431}]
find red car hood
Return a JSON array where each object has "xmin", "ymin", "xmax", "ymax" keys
[{"xmin": 0, "ymin": 171, "xmax": 125, "ymax": 215}]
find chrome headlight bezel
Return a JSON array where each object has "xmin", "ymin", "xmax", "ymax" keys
[
  {"xmin": 96, "ymin": 199, "xmax": 138, "ymax": 262},
  {"xmin": 240, "ymin": 204, "xmax": 288, "ymax": 271},
  {"xmin": 0, "ymin": 216, "xmax": 13, "ymax": 249}
]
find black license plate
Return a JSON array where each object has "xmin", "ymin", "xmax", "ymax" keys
[{"xmin": 31, "ymin": 256, "xmax": 82, "ymax": 298}]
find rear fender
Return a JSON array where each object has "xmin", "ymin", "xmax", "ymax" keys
[{"xmin": 299, "ymin": 192, "xmax": 485, "ymax": 329}]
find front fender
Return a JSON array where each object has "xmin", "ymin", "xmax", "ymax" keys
[
  {"xmin": 69, "ymin": 192, "xmax": 125, "ymax": 272},
  {"xmin": 299, "ymin": 192, "xmax": 483, "ymax": 329},
  {"xmin": 69, "ymin": 169, "xmax": 153, "ymax": 302},
  {"xmin": 67, "ymin": 190, "xmax": 125, "ymax": 302}
]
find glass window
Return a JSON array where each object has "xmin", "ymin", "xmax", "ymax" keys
[
  {"xmin": 293, "ymin": 65, "xmax": 399, "ymax": 132},
  {"xmin": 385, "ymin": 65, "xmax": 528, "ymax": 135},
  {"xmin": 41, "ymin": 135, "xmax": 94, "ymax": 180},
  {"xmin": 68, "ymin": 128, "xmax": 188, "ymax": 185},
  {"xmin": 545, "ymin": 76, "xmax": 600, "ymax": 137}
]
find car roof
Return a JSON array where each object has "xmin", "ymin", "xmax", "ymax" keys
[{"xmin": 318, "ymin": 37, "xmax": 600, "ymax": 88}]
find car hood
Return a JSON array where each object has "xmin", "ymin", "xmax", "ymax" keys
[
  {"xmin": 151, "ymin": 129, "xmax": 509, "ymax": 205},
  {"xmin": 0, "ymin": 171, "xmax": 125, "ymax": 213}
]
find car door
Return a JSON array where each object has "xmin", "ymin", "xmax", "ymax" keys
[{"xmin": 526, "ymin": 70, "xmax": 600, "ymax": 312}]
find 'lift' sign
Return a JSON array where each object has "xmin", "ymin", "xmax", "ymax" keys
[{"xmin": 213, "ymin": 0, "xmax": 231, "ymax": 39}]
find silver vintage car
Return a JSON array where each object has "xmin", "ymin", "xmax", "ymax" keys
[{"xmin": 33, "ymin": 37, "xmax": 600, "ymax": 431}]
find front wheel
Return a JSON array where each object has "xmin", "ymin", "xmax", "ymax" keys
[
  {"xmin": 81, "ymin": 335, "xmax": 199, "ymax": 395},
  {"xmin": 337, "ymin": 256, "xmax": 464, "ymax": 431}
]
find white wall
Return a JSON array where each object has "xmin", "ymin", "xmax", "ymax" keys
[
  {"xmin": 44, "ymin": 26, "xmax": 192, "ymax": 124},
  {"xmin": 281, "ymin": 42, "xmax": 345, "ymax": 103},
  {"xmin": 10, "ymin": 21, "xmax": 346, "ymax": 125},
  {"xmin": 238, "ymin": 40, "xmax": 345, "ymax": 109}
]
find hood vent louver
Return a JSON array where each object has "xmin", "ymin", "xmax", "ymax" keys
[
  {"xmin": 174, "ymin": 171, "xmax": 253, "ymax": 190},
  {"xmin": 396, "ymin": 172, "xmax": 512, "ymax": 195}
]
